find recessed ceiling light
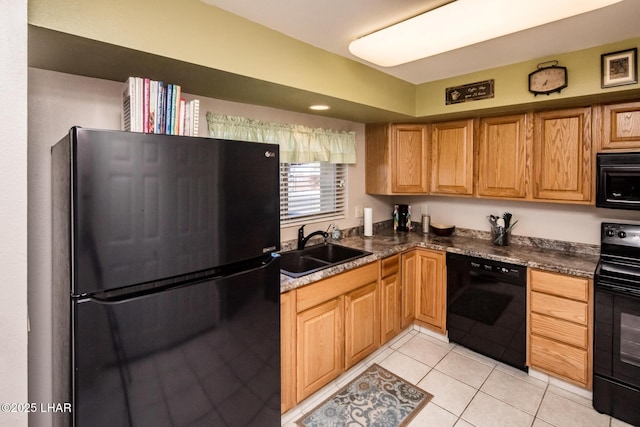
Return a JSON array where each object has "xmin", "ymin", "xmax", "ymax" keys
[
  {"xmin": 309, "ymin": 105, "xmax": 330, "ymax": 111},
  {"xmin": 349, "ymin": 0, "xmax": 623, "ymax": 67}
]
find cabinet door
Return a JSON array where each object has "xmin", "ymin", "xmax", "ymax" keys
[
  {"xmin": 365, "ymin": 123, "xmax": 428, "ymax": 195},
  {"xmin": 532, "ymin": 108, "xmax": 592, "ymax": 202},
  {"xmin": 280, "ymin": 290, "xmax": 296, "ymax": 413},
  {"xmin": 391, "ymin": 125, "xmax": 429, "ymax": 193},
  {"xmin": 477, "ymin": 115, "xmax": 529, "ymax": 198},
  {"xmin": 431, "ymin": 119, "xmax": 474, "ymax": 195},
  {"xmin": 414, "ymin": 250, "xmax": 446, "ymax": 334},
  {"xmin": 602, "ymin": 101, "xmax": 640, "ymax": 149},
  {"xmin": 296, "ymin": 297, "xmax": 344, "ymax": 401},
  {"xmin": 400, "ymin": 251, "xmax": 417, "ymax": 328},
  {"xmin": 365, "ymin": 123, "xmax": 392, "ymax": 194},
  {"xmin": 380, "ymin": 255, "xmax": 401, "ymax": 344},
  {"xmin": 345, "ymin": 282, "xmax": 380, "ymax": 369}
]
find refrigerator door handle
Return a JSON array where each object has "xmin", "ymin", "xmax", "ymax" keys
[{"xmin": 84, "ymin": 254, "xmax": 280, "ymax": 305}]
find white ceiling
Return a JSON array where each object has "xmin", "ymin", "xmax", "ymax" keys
[{"xmin": 200, "ymin": 0, "xmax": 640, "ymax": 84}]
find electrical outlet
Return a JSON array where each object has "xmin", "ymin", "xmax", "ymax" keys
[{"xmin": 355, "ymin": 205, "xmax": 363, "ymax": 218}]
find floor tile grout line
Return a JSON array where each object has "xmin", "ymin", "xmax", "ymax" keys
[
  {"xmin": 456, "ymin": 363, "xmax": 495, "ymax": 427},
  {"xmin": 531, "ymin": 382, "xmax": 552, "ymax": 426}
]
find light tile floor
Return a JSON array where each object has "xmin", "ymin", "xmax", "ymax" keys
[{"xmin": 281, "ymin": 327, "xmax": 635, "ymax": 427}]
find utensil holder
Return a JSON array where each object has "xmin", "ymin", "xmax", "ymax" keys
[{"xmin": 491, "ymin": 227, "xmax": 511, "ymax": 246}]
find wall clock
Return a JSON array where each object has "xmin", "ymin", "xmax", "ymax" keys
[{"xmin": 528, "ymin": 61, "xmax": 568, "ymax": 95}]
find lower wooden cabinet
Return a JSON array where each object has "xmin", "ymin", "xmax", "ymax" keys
[
  {"xmin": 283, "ymin": 253, "xmax": 597, "ymax": 414},
  {"xmin": 528, "ymin": 269, "xmax": 593, "ymax": 389},
  {"xmin": 402, "ymin": 249, "xmax": 446, "ymax": 334},
  {"xmin": 281, "ymin": 290, "xmax": 296, "ymax": 414},
  {"xmin": 345, "ymin": 282, "xmax": 380, "ymax": 368},
  {"xmin": 380, "ymin": 255, "xmax": 401, "ymax": 344},
  {"xmin": 292, "ymin": 262, "xmax": 379, "ymax": 402},
  {"xmin": 400, "ymin": 251, "xmax": 417, "ymax": 328},
  {"xmin": 296, "ymin": 297, "xmax": 344, "ymax": 401}
]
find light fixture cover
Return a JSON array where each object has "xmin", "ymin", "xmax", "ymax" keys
[{"xmin": 348, "ymin": 0, "xmax": 623, "ymax": 67}]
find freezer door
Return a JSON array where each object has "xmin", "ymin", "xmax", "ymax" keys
[
  {"xmin": 70, "ymin": 128, "xmax": 280, "ymax": 294},
  {"xmin": 72, "ymin": 256, "xmax": 280, "ymax": 427}
]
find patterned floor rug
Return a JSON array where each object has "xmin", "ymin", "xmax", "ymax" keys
[{"xmin": 296, "ymin": 364, "xmax": 433, "ymax": 427}]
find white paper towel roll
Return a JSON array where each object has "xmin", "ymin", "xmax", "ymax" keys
[{"xmin": 364, "ymin": 207, "xmax": 373, "ymax": 237}]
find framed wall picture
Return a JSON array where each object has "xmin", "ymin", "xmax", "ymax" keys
[{"xmin": 601, "ymin": 48, "xmax": 638, "ymax": 88}]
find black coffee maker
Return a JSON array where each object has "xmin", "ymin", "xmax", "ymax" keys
[{"xmin": 393, "ymin": 204, "xmax": 411, "ymax": 232}]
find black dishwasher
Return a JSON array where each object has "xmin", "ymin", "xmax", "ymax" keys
[{"xmin": 446, "ymin": 253, "xmax": 527, "ymax": 371}]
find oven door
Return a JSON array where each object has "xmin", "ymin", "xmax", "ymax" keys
[
  {"xmin": 593, "ymin": 280, "xmax": 640, "ymax": 425},
  {"xmin": 594, "ymin": 281, "xmax": 640, "ymax": 385}
]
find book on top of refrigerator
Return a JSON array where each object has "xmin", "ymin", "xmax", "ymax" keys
[{"xmin": 121, "ymin": 77, "xmax": 198, "ymax": 136}]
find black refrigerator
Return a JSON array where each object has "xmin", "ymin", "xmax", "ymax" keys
[{"xmin": 52, "ymin": 127, "xmax": 281, "ymax": 427}]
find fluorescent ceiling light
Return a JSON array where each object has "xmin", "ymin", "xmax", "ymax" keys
[
  {"xmin": 309, "ymin": 105, "xmax": 330, "ymax": 110},
  {"xmin": 349, "ymin": 0, "xmax": 623, "ymax": 67}
]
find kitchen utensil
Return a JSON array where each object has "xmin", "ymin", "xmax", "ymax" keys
[{"xmin": 503, "ymin": 212, "xmax": 512, "ymax": 228}]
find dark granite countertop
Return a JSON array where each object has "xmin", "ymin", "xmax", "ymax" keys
[{"xmin": 279, "ymin": 228, "xmax": 600, "ymax": 293}]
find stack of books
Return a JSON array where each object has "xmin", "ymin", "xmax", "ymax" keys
[{"xmin": 122, "ymin": 76, "xmax": 200, "ymax": 136}]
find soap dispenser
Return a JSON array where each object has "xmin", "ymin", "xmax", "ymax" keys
[{"xmin": 332, "ymin": 225, "xmax": 341, "ymax": 240}]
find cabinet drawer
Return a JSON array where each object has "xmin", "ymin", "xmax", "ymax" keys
[
  {"xmin": 530, "ymin": 312, "xmax": 588, "ymax": 349},
  {"xmin": 530, "ymin": 291, "xmax": 588, "ymax": 326},
  {"xmin": 530, "ymin": 269, "xmax": 589, "ymax": 302},
  {"xmin": 381, "ymin": 255, "xmax": 399, "ymax": 277},
  {"xmin": 297, "ymin": 262, "xmax": 378, "ymax": 312},
  {"xmin": 530, "ymin": 334, "xmax": 588, "ymax": 386}
]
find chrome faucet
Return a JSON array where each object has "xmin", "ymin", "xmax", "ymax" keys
[{"xmin": 297, "ymin": 225, "xmax": 329, "ymax": 250}]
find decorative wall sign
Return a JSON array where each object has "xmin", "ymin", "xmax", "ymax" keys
[
  {"xmin": 446, "ymin": 80, "xmax": 494, "ymax": 105},
  {"xmin": 601, "ymin": 48, "xmax": 637, "ymax": 88}
]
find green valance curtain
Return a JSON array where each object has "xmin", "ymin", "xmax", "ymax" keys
[{"xmin": 206, "ymin": 112, "xmax": 356, "ymax": 164}]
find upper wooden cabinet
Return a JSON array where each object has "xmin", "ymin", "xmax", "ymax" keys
[
  {"xmin": 477, "ymin": 114, "xmax": 531, "ymax": 199},
  {"xmin": 431, "ymin": 119, "xmax": 474, "ymax": 195},
  {"xmin": 365, "ymin": 123, "xmax": 429, "ymax": 194},
  {"xmin": 601, "ymin": 101, "xmax": 640, "ymax": 150},
  {"xmin": 532, "ymin": 107, "xmax": 592, "ymax": 203}
]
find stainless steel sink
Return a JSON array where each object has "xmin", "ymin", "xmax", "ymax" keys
[{"xmin": 279, "ymin": 243, "xmax": 372, "ymax": 277}]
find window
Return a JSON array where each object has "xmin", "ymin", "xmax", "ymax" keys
[{"xmin": 280, "ymin": 162, "xmax": 347, "ymax": 225}]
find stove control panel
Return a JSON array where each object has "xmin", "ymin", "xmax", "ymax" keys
[{"xmin": 602, "ymin": 222, "xmax": 640, "ymax": 247}]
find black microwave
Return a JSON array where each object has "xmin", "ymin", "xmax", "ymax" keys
[{"xmin": 597, "ymin": 152, "xmax": 640, "ymax": 210}]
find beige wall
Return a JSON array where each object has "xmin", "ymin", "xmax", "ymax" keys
[
  {"xmin": 396, "ymin": 195, "xmax": 639, "ymax": 245},
  {"xmin": 1, "ymin": 0, "xmax": 29, "ymax": 426},
  {"xmin": 415, "ymin": 37, "xmax": 640, "ymax": 119},
  {"xmin": 28, "ymin": 0, "xmax": 416, "ymax": 117}
]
